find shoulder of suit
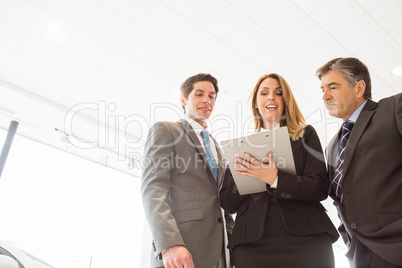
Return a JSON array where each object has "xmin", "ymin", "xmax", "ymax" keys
[
  {"xmin": 302, "ymin": 124, "xmax": 316, "ymax": 137},
  {"xmin": 363, "ymin": 94, "xmax": 399, "ymax": 113},
  {"xmin": 303, "ymin": 124, "xmax": 314, "ymax": 132},
  {"xmin": 152, "ymin": 120, "xmax": 181, "ymax": 128},
  {"xmin": 377, "ymin": 93, "xmax": 402, "ymax": 106},
  {"xmin": 150, "ymin": 121, "xmax": 182, "ymax": 134}
]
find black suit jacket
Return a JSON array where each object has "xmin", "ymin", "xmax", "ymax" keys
[
  {"xmin": 326, "ymin": 94, "xmax": 402, "ymax": 266},
  {"xmin": 220, "ymin": 125, "xmax": 339, "ymax": 248}
]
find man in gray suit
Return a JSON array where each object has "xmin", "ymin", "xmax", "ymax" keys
[
  {"xmin": 141, "ymin": 73, "xmax": 233, "ymax": 268},
  {"xmin": 317, "ymin": 57, "xmax": 402, "ymax": 267}
]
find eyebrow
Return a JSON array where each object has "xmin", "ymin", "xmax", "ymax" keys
[
  {"xmin": 261, "ymin": 86, "xmax": 282, "ymax": 90},
  {"xmin": 194, "ymin": 89, "xmax": 216, "ymax": 94},
  {"xmin": 321, "ymin": 82, "xmax": 340, "ymax": 89}
]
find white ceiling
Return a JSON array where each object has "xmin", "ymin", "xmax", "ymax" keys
[{"xmin": 0, "ymin": 0, "xmax": 402, "ymax": 178}]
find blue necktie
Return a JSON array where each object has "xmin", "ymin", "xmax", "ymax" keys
[
  {"xmin": 333, "ymin": 120, "xmax": 355, "ymax": 204},
  {"xmin": 201, "ymin": 129, "xmax": 218, "ymax": 183}
]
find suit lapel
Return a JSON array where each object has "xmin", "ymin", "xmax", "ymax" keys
[
  {"xmin": 326, "ymin": 129, "xmax": 341, "ymax": 192},
  {"xmin": 178, "ymin": 119, "xmax": 218, "ymax": 186},
  {"xmin": 342, "ymin": 100, "xmax": 377, "ymax": 176},
  {"xmin": 179, "ymin": 119, "xmax": 203, "ymax": 151},
  {"xmin": 210, "ymin": 135, "xmax": 224, "ymax": 187}
]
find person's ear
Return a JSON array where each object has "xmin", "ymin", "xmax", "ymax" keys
[
  {"xmin": 356, "ymin": 80, "xmax": 366, "ymax": 98},
  {"xmin": 180, "ymin": 96, "xmax": 187, "ymax": 107}
]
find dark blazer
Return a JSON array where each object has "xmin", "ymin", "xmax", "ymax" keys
[
  {"xmin": 326, "ymin": 93, "xmax": 402, "ymax": 266},
  {"xmin": 141, "ymin": 119, "xmax": 233, "ymax": 268},
  {"xmin": 220, "ymin": 125, "xmax": 339, "ymax": 248}
]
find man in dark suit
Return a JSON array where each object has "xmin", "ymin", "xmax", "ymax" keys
[
  {"xmin": 141, "ymin": 73, "xmax": 233, "ymax": 268},
  {"xmin": 316, "ymin": 57, "xmax": 402, "ymax": 267}
]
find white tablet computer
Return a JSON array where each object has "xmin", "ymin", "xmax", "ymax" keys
[{"xmin": 220, "ymin": 126, "xmax": 296, "ymax": 195}]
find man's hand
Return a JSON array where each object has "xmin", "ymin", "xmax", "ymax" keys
[{"xmin": 162, "ymin": 245, "xmax": 194, "ymax": 268}]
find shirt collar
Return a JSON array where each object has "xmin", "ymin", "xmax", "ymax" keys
[
  {"xmin": 184, "ymin": 116, "xmax": 206, "ymax": 134},
  {"xmin": 347, "ymin": 100, "xmax": 368, "ymax": 123}
]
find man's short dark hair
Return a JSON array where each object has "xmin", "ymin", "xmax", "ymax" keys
[{"xmin": 180, "ymin": 73, "xmax": 219, "ymax": 100}]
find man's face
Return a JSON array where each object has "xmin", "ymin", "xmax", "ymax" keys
[
  {"xmin": 320, "ymin": 70, "xmax": 364, "ymax": 120},
  {"xmin": 180, "ymin": 81, "xmax": 216, "ymax": 126}
]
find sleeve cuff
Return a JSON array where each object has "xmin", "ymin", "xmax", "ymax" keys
[{"xmin": 270, "ymin": 176, "xmax": 278, "ymax": 188}]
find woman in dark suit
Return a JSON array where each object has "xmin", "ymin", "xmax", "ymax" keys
[{"xmin": 220, "ymin": 73, "xmax": 339, "ymax": 268}]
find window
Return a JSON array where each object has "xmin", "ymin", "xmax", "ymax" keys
[{"xmin": 0, "ymin": 129, "xmax": 148, "ymax": 267}]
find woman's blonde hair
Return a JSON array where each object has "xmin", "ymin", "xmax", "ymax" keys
[{"xmin": 248, "ymin": 73, "xmax": 306, "ymax": 141}]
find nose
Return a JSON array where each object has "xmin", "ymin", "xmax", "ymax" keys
[
  {"xmin": 202, "ymin": 95, "xmax": 210, "ymax": 103},
  {"xmin": 322, "ymin": 89, "xmax": 329, "ymax": 100},
  {"xmin": 268, "ymin": 93, "xmax": 275, "ymax": 100}
]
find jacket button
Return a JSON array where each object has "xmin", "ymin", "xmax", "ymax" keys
[
  {"xmin": 218, "ymin": 217, "xmax": 223, "ymax": 223},
  {"xmin": 232, "ymin": 185, "xmax": 238, "ymax": 194},
  {"xmin": 351, "ymin": 223, "xmax": 357, "ymax": 229}
]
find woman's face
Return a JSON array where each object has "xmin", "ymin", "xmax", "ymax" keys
[{"xmin": 255, "ymin": 77, "xmax": 285, "ymax": 129}]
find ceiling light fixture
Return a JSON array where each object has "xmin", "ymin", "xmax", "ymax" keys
[{"xmin": 391, "ymin": 66, "xmax": 402, "ymax": 76}]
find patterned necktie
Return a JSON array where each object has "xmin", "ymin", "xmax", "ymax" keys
[
  {"xmin": 201, "ymin": 129, "xmax": 218, "ymax": 183},
  {"xmin": 333, "ymin": 120, "xmax": 355, "ymax": 204}
]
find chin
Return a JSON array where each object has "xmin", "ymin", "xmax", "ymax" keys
[
  {"xmin": 195, "ymin": 115, "xmax": 209, "ymax": 121},
  {"xmin": 326, "ymin": 108, "xmax": 337, "ymax": 117}
]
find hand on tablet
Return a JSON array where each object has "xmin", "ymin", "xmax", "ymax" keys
[{"xmin": 235, "ymin": 152, "xmax": 278, "ymax": 185}]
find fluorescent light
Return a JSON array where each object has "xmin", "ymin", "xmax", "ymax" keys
[{"xmin": 392, "ymin": 66, "xmax": 402, "ymax": 76}]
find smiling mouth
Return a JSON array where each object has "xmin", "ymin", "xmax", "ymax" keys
[
  {"xmin": 266, "ymin": 105, "xmax": 278, "ymax": 109},
  {"xmin": 199, "ymin": 107, "xmax": 211, "ymax": 111}
]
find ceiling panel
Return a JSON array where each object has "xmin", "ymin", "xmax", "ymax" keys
[
  {"xmin": 290, "ymin": 0, "xmax": 329, "ymax": 14},
  {"xmin": 390, "ymin": 25, "xmax": 402, "ymax": 47},
  {"xmin": 137, "ymin": 1, "xmax": 189, "ymax": 42},
  {"xmin": 334, "ymin": 14, "xmax": 385, "ymax": 54},
  {"xmin": 198, "ymin": 43, "xmax": 247, "ymax": 77},
  {"xmin": 161, "ymin": 0, "xmax": 213, "ymax": 19},
  {"xmin": 29, "ymin": 8, "xmax": 79, "ymax": 47},
  {"xmin": 192, "ymin": 1, "xmax": 248, "ymax": 39},
  {"xmin": 101, "ymin": 0, "xmax": 156, "ymax": 23},
  {"xmin": 168, "ymin": 23, "xmax": 220, "ymax": 61},
  {"xmin": 148, "ymin": 45, "xmax": 195, "ymax": 78},
  {"xmin": 310, "ymin": 0, "xmax": 365, "ymax": 34},
  {"xmin": 279, "ymin": 17, "xmax": 329, "ymax": 55},
  {"xmin": 356, "ymin": 35, "xmax": 402, "ymax": 69},
  {"xmin": 83, "ymin": 4, "xmax": 132, "ymax": 45},
  {"xmin": 34, "ymin": 69, "xmax": 80, "ymax": 103},
  {"xmin": 0, "ymin": 18, "xmax": 26, "ymax": 51},
  {"xmin": 225, "ymin": 59, "xmax": 267, "ymax": 91},
  {"xmin": 0, "ymin": 0, "xmax": 41, "ymax": 29},
  {"xmin": 302, "ymin": 35, "xmax": 352, "ymax": 68},
  {"xmin": 117, "ymin": 24, "xmax": 165, "ymax": 62},
  {"xmin": 223, "ymin": 19, "xmax": 276, "ymax": 58},
  {"xmin": 369, "ymin": 0, "xmax": 402, "ymax": 32},
  {"xmin": 253, "ymin": 0, "xmax": 306, "ymax": 37},
  {"xmin": 51, "ymin": 50, "xmax": 94, "ymax": 82},
  {"xmin": 16, "ymin": 32, "xmax": 62, "ymax": 67},
  {"xmin": 0, "ymin": 0, "xmax": 400, "ymax": 178},
  {"xmin": 43, "ymin": 0, "xmax": 98, "ymax": 26},
  {"xmin": 63, "ymin": 29, "xmax": 113, "ymax": 64},
  {"xmin": 99, "ymin": 48, "xmax": 144, "ymax": 81},
  {"xmin": 1, "ymin": 53, "xmax": 48, "ymax": 91},
  {"xmin": 355, "ymin": 0, "xmax": 385, "ymax": 11}
]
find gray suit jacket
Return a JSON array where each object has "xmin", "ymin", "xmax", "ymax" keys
[
  {"xmin": 326, "ymin": 93, "xmax": 402, "ymax": 266},
  {"xmin": 141, "ymin": 119, "xmax": 233, "ymax": 268}
]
